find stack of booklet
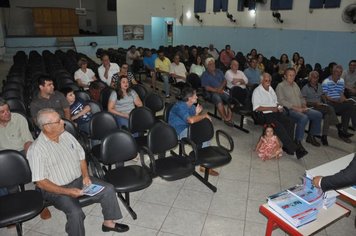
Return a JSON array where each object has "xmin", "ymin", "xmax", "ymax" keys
[
  {"xmin": 267, "ymin": 177, "xmax": 324, "ymax": 227},
  {"xmin": 323, "ymin": 190, "xmax": 339, "ymax": 209}
]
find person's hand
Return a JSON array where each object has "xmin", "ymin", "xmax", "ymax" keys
[
  {"xmin": 82, "ymin": 176, "xmax": 91, "ymax": 187},
  {"xmin": 312, "ymin": 176, "xmax": 322, "ymax": 188},
  {"xmin": 196, "ymin": 104, "xmax": 203, "ymax": 114},
  {"xmin": 271, "ymin": 107, "xmax": 279, "ymax": 112},
  {"xmin": 205, "ymin": 113, "xmax": 212, "ymax": 121},
  {"xmin": 216, "ymin": 88, "xmax": 224, "ymax": 94},
  {"xmin": 232, "ymin": 79, "xmax": 239, "ymax": 85},
  {"xmin": 339, "ymin": 97, "xmax": 346, "ymax": 103},
  {"xmin": 67, "ymin": 188, "xmax": 83, "ymax": 198}
]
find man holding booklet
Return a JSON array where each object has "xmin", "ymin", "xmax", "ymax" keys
[{"xmin": 27, "ymin": 108, "xmax": 129, "ymax": 235}]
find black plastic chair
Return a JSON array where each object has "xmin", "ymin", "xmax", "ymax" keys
[
  {"xmin": 163, "ymin": 102, "xmax": 174, "ymax": 122},
  {"xmin": 143, "ymin": 92, "xmax": 164, "ymax": 119},
  {"xmin": 128, "ymin": 107, "xmax": 156, "ymax": 148},
  {"xmin": 141, "ymin": 122, "xmax": 194, "ymax": 181},
  {"xmin": 75, "ymin": 90, "xmax": 91, "ymax": 102},
  {"xmin": 99, "ymin": 130, "xmax": 152, "ymax": 220},
  {"xmin": 6, "ymin": 98, "xmax": 27, "ymax": 115},
  {"xmin": 131, "ymin": 84, "xmax": 147, "ymax": 101},
  {"xmin": 182, "ymin": 118, "xmax": 233, "ymax": 192},
  {"xmin": 99, "ymin": 87, "xmax": 115, "ymax": 111},
  {"xmin": 0, "ymin": 150, "xmax": 44, "ymax": 236},
  {"xmin": 2, "ymin": 89, "xmax": 23, "ymax": 100},
  {"xmin": 87, "ymin": 100, "xmax": 103, "ymax": 114}
]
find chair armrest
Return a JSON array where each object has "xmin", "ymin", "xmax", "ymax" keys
[
  {"xmin": 216, "ymin": 130, "xmax": 234, "ymax": 152},
  {"xmin": 140, "ymin": 146, "xmax": 156, "ymax": 175},
  {"xmin": 180, "ymin": 137, "xmax": 198, "ymax": 162}
]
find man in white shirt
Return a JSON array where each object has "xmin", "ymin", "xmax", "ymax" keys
[
  {"xmin": 126, "ymin": 45, "xmax": 141, "ymax": 67},
  {"xmin": 170, "ymin": 54, "xmax": 187, "ymax": 83},
  {"xmin": 342, "ymin": 60, "xmax": 356, "ymax": 97},
  {"xmin": 225, "ymin": 59, "xmax": 248, "ymax": 106},
  {"xmin": 98, "ymin": 54, "xmax": 120, "ymax": 86}
]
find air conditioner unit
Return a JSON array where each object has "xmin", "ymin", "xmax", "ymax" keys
[{"xmin": 75, "ymin": 8, "xmax": 87, "ymax": 15}]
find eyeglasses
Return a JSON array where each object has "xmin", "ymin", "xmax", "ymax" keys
[{"xmin": 43, "ymin": 119, "xmax": 62, "ymax": 126}]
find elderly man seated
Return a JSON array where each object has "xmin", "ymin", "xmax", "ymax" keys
[
  {"xmin": 27, "ymin": 108, "xmax": 129, "ymax": 235},
  {"xmin": 301, "ymin": 71, "xmax": 341, "ymax": 146},
  {"xmin": 201, "ymin": 57, "xmax": 233, "ymax": 126},
  {"xmin": 276, "ymin": 68, "xmax": 323, "ymax": 155},
  {"xmin": 252, "ymin": 73, "xmax": 302, "ymax": 158},
  {"xmin": 225, "ymin": 59, "xmax": 249, "ymax": 107}
]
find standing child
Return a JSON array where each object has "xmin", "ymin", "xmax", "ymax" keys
[
  {"xmin": 61, "ymin": 87, "xmax": 92, "ymax": 134},
  {"xmin": 255, "ymin": 123, "xmax": 282, "ymax": 161}
]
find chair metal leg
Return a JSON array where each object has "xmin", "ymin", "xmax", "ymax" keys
[
  {"xmin": 208, "ymin": 107, "xmax": 249, "ymax": 133},
  {"xmin": 193, "ymin": 171, "xmax": 217, "ymax": 192},
  {"xmin": 117, "ymin": 192, "xmax": 137, "ymax": 220},
  {"xmin": 16, "ymin": 223, "xmax": 23, "ymax": 236}
]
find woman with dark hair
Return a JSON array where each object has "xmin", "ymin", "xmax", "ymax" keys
[
  {"xmin": 290, "ymin": 52, "xmax": 300, "ymax": 67},
  {"xmin": 247, "ymin": 48, "xmax": 257, "ymax": 61},
  {"xmin": 294, "ymin": 57, "xmax": 308, "ymax": 80},
  {"xmin": 257, "ymin": 53, "xmax": 265, "ymax": 73},
  {"xmin": 189, "ymin": 55, "xmax": 205, "ymax": 77},
  {"xmin": 276, "ymin": 54, "xmax": 290, "ymax": 75},
  {"xmin": 108, "ymin": 75, "xmax": 143, "ymax": 128}
]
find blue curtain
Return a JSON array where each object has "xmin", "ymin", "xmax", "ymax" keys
[
  {"xmin": 237, "ymin": 0, "xmax": 245, "ymax": 11},
  {"xmin": 213, "ymin": 0, "xmax": 228, "ymax": 12},
  {"xmin": 194, "ymin": 0, "xmax": 207, "ymax": 13},
  {"xmin": 309, "ymin": 0, "xmax": 324, "ymax": 9},
  {"xmin": 271, "ymin": 0, "xmax": 293, "ymax": 10},
  {"xmin": 324, "ymin": 0, "xmax": 341, "ymax": 8}
]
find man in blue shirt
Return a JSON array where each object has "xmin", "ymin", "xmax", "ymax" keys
[
  {"xmin": 143, "ymin": 49, "xmax": 158, "ymax": 90},
  {"xmin": 168, "ymin": 87, "xmax": 218, "ymax": 176},
  {"xmin": 244, "ymin": 58, "xmax": 261, "ymax": 86},
  {"xmin": 201, "ymin": 57, "xmax": 232, "ymax": 125},
  {"xmin": 322, "ymin": 65, "xmax": 356, "ymax": 143}
]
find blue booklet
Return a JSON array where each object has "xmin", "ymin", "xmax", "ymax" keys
[
  {"xmin": 287, "ymin": 177, "xmax": 323, "ymax": 208},
  {"xmin": 82, "ymin": 184, "xmax": 105, "ymax": 197},
  {"xmin": 268, "ymin": 190, "xmax": 318, "ymax": 227}
]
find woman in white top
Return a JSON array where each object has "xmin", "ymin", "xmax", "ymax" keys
[
  {"xmin": 189, "ymin": 55, "xmax": 205, "ymax": 77},
  {"xmin": 74, "ymin": 58, "xmax": 97, "ymax": 90},
  {"xmin": 108, "ymin": 75, "xmax": 142, "ymax": 128},
  {"xmin": 225, "ymin": 59, "xmax": 249, "ymax": 106}
]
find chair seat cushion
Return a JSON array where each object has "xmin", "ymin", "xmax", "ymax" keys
[
  {"xmin": 189, "ymin": 146, "xmax": 232, "ymax": 168},
  {"xmin": 154, "ymin": 156, "xmax": 194, "ymax": 181},
  {"xmin": 104, "ymin": 165, "xmax": 152, "ymax": 192},
  {"xmin": 0, "ymin": 190, "xmax": 43, "ymax": 227}
]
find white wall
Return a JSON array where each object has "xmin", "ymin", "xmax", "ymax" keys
[{"xmin": 175, "ymin": 0, "xmax": 356, "ymax": 32}]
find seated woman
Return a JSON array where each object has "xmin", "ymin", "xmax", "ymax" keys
[
  {"xmin": 108, "ymin": 75, "xmax": 143, "ymax": 128},
  {"xmin": 276, "ymin": 54, "xmax": 291, "ymax": 76},
  {"xmin": 225, "ymin": 59, "xmax": 249, "ymax": 107},
  {"xmin": 189, "ymin": 55, "xmax": 205, "ymax": 77},
  {"xmin": 111, "ymin": 63, "xmax": 138, "ymax": 89},
  {"xmin": 74, "ymin": 58, "xmax": 97, "ymax": 90}
]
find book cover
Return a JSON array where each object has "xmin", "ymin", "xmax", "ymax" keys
[
  {"xmin": 82, "ymin": 184, "xmax": 105, "ymax": 197},
  {"xmin": 268, "ymin": 190, "xmax": 318, "ymax": 227},
  {"xmin": 287, "ymin": 177, "xmax": 324, "ymax": 207}
]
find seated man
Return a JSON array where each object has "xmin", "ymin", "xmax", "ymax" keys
[
  {"xmin": 27, "ymin": 108, "xmax": 129, "ymax": 235},
  {"xmin": 342, "ymin": 60, "xmax": 356, "ymax": 98},
  {"xmin": 30, "ymin": 75, "xmax": 70, "ymax": 122},
  {"xmin": 219, "ymin": 44, "xmax": 235, "ymax": 71},
  {"xmin": 244, "ymin": 58, "xmax": 261, "ymax": 86},
  {"xmin": 225, "ymin": 59, "xmax": 248, "ymax": 107},
  {"xmin": 170, "ymin": 54, "xmax": 188, "ymax": 89},
  {"xmin": 252, "ymin": 73, "xmax": 301, "ymax": 158},
  {"xmin": 168, "ymin": 87, "xmax": 218, "ymax": 176},
  {"xmin": 155, "ymin": 50, "xmax": 171, "ymax": 98},
  {"xmin": 276, "ymin": 68, "xmax": 323, "ymax": 152},
  {"xmin": 143, "ymin": 49, "xmax": 157, "ymax": 90},
  {"xmin": 322, "ymin": 64, "xmax": 356, "ymax": 143},
  {"xmin": 111, "ymin": 63, "xmax": 138, "ymax": 89},
  {"xmin": 126, "ymin": 45, "xmax": 141, "ymax": 71},
  {"xmin": 201, "ymin": 57, "xmax": 233, "ymax": 125},
  {"xmin": 98, "ymin": 53, "xmax": 120, "ymax": 86},
  {"xmin": 301, "ymin": 71, "xmax": 341, "ymax": 146}
]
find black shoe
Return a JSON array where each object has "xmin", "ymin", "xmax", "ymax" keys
[
  {"xmin": 296, "ymin": 148, "xmax": 308, "ymax": 159},
  {"xmin": 102, "ymin": 223, "xmax": 129, "ymax": 233},
  {"xmin": 338, "ymin": 132, "xmax": 352, "ymax": 143},
  {"xmin": 306, "ymin": 135, "xmax": 321, "ymax": 147},
  {"xmin": 321, "ymin": 135, "xmax": 329, "ymax": 146},
  {"xmin": 295, "ymin": 140, "xmax": 307, "ymax": 152}
]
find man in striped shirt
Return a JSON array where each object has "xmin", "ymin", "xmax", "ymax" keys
[
  {"xmin": 322, "ymin": 65, "xmax": 356, "ymax": 143},
  {"xmin": 27, "ymin": 108, "xmax": 129, "ymax": 235}
]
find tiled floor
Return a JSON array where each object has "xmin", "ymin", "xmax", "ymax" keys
[{"xmin": 1, "ymin": 60, "xmax": 356, "ymax": 235}]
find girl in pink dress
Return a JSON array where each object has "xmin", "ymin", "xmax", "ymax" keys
[{"xmin": 255, "ymin": 124, "xmax": 282, "ymax": 161}]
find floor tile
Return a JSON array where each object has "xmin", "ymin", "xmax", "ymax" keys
[
  {"xmin": 173, "ymin": 188, "xmax": 213, "ymax": 213},
  {"xmin": 140, "ymin": 182, "xmax": 181, "ymax": 206},
  {"xmin": 208, "ymin": 193, "xmax": 247, "ymax": 220},
  {"xmin": 201, "ymin": 214, "xmax": 244, "ymax": 236},
  {"xmin": 161, "ymin": 208, "xmax": 206, "ymax": 236}
]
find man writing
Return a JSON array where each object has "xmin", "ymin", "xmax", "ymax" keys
[{"xmin": 27, "ymin": 108, "xmax": 129, "ymax": 235}]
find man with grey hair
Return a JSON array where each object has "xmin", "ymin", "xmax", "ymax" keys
[
  {"xmin": 27, "ymin": 108, "xmax": 129, "ymax": 235},
  {"xmin": 301, "ymin": 71, "xmax": 340, "ymax": 145},
  {"xmin": 322, "ymin": 65, "xmax": 356, "ymax": 143},
  {"xmin": 201, "ymin": 57, "xmax": 233, "ymax": 125}
]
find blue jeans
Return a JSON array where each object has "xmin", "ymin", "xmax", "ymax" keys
[
  {"xmin": 0, "ymin": 188, "xmax": 8, "ymax": 196},
  {"xmin": 179, "ymin": 128, "xmax": 210, "ymax": 148},
  {"xmin": 161, "ymin": 73, "xmax": 170, "ymax": 96},
  {"xmin": 115, "ymin": 116, "xmax": 129, "ymax": 129},
  {"xmin": 288, "ymin": 109, "xmax": 322, "ymax": 141}
]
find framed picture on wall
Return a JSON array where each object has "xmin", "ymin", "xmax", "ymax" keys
[{"xmin": 123, "ymin": 25, "xmax": 144, "ymax": 40}]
